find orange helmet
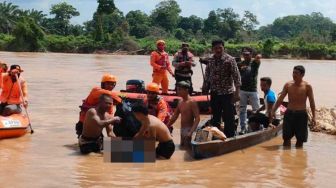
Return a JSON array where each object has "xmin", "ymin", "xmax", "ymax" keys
[
  {"xmin": 101, "ymin": 74, "xmax": 117, "ymax": 83},
  {"xmin": 146, "ymin": 83, "xmax": 160, "ymax": 93},
  {"xmin": 156, "ymin": 40, "xmax": 165, "ymax": 45}
]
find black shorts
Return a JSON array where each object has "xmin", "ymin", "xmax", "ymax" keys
[
  {"xmin": 283, "ymin": 110, "xmax": 308, "ymax": 142},
  {"xmin": 156, "ymin": 140, "xmax": 175, "ymax": 159},
  {"xmin": 79, "ymin": 136, "xmax": 103, "ymax": 154}
]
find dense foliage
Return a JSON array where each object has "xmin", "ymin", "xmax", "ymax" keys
[{"xmin": 1, "ymin": 0, "xmax": 336, "ymax": 59}]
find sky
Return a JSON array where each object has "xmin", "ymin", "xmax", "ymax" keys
[{"xmin": 7, "ymin": 0, "xmax": 336, "ymax": 26}]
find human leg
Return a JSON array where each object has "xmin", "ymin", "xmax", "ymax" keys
[{"xmin": 239, "ymin": 90, "xmax": 248, "ymax": 132}]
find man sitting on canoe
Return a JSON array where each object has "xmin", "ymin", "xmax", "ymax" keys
[
  {"xmin": 79, "ymin": 94, "xmax": 121, "ymax": 154},
  {"xmin": 0, "ymin": 65, "xmax": 28, "ymax": 116},
  {"xmin": 248, "ymin": 77, "xmax": 281, "ymax": 131},
  {"xmin": 76, "ymin": 74, "xmax": 122, "ymax": 138},
  {"xmin": 167, "ymin": 81, "xmax": 200, "ymax": 147},
  {"xmin": 145, "ymin": 82, "xmax": 172, "ymax": 133},
  {"xmin": 272, "ymin": 65, "xmax": 316, "ymax": 148},
  {"xmin": 132, "ymin": 102, "xmax": 175, "ymax": 159}
]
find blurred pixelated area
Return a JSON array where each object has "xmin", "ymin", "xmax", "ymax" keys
[{"xmin": 104, "ymin": 138, "xmax": 155, "ymax": 163}]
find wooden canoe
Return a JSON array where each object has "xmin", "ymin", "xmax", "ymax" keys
[{"xmin": 191, "ymin": 119, "xmax": 283, "ymax": 159}]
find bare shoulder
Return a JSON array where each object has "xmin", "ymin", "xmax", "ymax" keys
[{"xmin": 87, "ymin": 108, "xmax": 96, "ymax": 115}]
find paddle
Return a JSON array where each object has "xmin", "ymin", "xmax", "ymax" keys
[{"xmin": 15, "ymin": 74, "xmax": 34, "ymax": 134}]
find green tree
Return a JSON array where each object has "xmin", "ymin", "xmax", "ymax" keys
[
  {"xmin": 19, "ymin": 9, "xmax": 46, "ymax": 25},
  {"xmin": 0, "ymin": 1, "xmax": 20, "ymax": 34},
  {"xmin": 49, "ymin": 2, "xmax": 80, "ymax": 35},
  {"xmin": 178, "ymin": 15, "xmax": 203, "ymax": 34},
  {"xmin": 203, "ymin": 10, "xmax": 220, "ymax": 34},
  {"xmin": 150, "ymin": 0, "xmax": 181, "ymax": 32},
  {"xmin": 126, "ymin": 10, "xmax": 150, "ymax": 38},
  {"xmin": 242, "ymin": 11, "xmax": 259, "ymax": 32},
  {"xmin": 97, "ymin": 0, "xmax": 116, "ymax": 14},
  {"xmin": 9, "ymin": 17, "xmax": 45, "ymax": 51}
]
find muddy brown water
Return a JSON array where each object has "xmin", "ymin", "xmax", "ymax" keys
[{"xmin": 0, "ymin": 52, "xmax": 335, "ymax": 187}]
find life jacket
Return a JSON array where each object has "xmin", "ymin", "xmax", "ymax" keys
[
  {"xmin": 150, "ymin": 51, "xmax": 171, "ymax": 74},
  {"xmin": 78, "ymin": 87, "xmax": 121, "ymax": 122},
  {"xmin": 0, "ymin": 74, "xmax": 27, "ymax": 105},
  {"xmin": 174, "ymin": 51, "xmax": 194, "ymax": 76},
  {"xmin": 147, "ymin": 96, "xmax": 172, "ymax": 126}
]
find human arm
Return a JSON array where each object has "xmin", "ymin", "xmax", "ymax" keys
[
  {"xmin": 188, "ymin": 101, "xmax": 200, "ymax": 137},
  {"xmin": 166, "ymin": 101, "xmax": 181, "ymax": 128},
  {"xmin": 201, "ymin": 63, "xmax": 210, "ymax": 94},
  {"xmin": 157, "ymin": 99, "xmax": 170, "ymax": 123},
  {"xmin": 307, "ymin": 84, "xmax": 316, "ymax": 126},
  {"xmin": 87, "ymin": 110, "xmax": 121, "ymax": 129},
  {"xmin": 231, "ymin": 59, "xmax": 241, "ymax": 102},
  {"xmin": 272, "ymin": 84, "xmax": 288, "ymax": 118},
  {"xmin": 150, "ymin": 52, "xmax": 162, "ymax": 71},
  {"xmin": 256, "ymin": 105, "xmax": 265, "ymax": 113},
  {"xmin": 20, "ymin": 79, "xmax": 28, "ymax": 107}
]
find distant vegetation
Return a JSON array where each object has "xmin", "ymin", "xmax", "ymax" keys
[{"xmin": 1, "ymin": 0, "xmax": 336, "ymax": 59}]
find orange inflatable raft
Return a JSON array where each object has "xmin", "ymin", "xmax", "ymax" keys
[
  {"xmin": 118, "ymin": 80, "xmax": 211, "ymax": 114},
  {"xmin": 0, "ymin": 113, "xmax": 29, "ymax": 139}
]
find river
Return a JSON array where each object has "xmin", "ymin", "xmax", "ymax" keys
[{"xmin": 0, "ymin": 52, "xmax": 335, "ymax": 187}]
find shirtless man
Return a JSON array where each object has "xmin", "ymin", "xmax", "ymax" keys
[
  {"xmin": 272, "ymin": 65, "xmax": 316, "ymax": 148},
  {"xmin": 167, "ymin": 81, "xmax": 200, "ymax": 147},
  {"xmin": 79, "ymin": 94, "xmax": 121, "ymax": 154},
  {"xmin": 132, "ymin": 102, "xmax": 175, "ymax": 159}
]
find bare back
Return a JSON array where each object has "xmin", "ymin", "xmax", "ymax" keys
[
  {"xmin": 286, "ymin": 80, "xmax": 311, "ymax": 110},
  {"xmin": 82, "ymin": 108, "xmax": 111, "ymax": 138},
  {"xmin": 147, "ymin": 115, "xmax": 172, "ymax": 142}
]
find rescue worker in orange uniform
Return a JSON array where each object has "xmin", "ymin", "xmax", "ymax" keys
[
  {"xmin": 0, "ymin": 65, "xmax": 28, "ymax": 116},
  {"xmin": 150, "ymin": 40, "xmax": 174, "ymax": 94},
  {"xmin": 145, "ymin": 82, "xmax": 173, "ymax": 133},
  {"xmin": 75, "ymin": 74, "xmax": 122, "ymax": 138}
]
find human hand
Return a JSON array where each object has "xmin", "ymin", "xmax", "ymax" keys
[
  {"xmin": 311, "ymin": 117, "xmax": 317, "ymax": 127},
  {"xmin": 233, "ymin": 91, "xmax": 240, "ymax": 102},
  {"xmin": 23, "ymin": 100, "xmax": 28, "ymax": 108},
  {"xmin": 268, "ymin": 124, "xmax": 276, "ymax": 129},
  {"xmin": 187, "ymin": 131, "xmax": 193, "ymax": 138},
  {"xmin": 112, "ymin": 116, "xmax": 122, "ymax": 124}
]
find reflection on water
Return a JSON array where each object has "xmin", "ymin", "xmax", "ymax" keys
[{"xmin": 0, "ymin": 52, "xmax": 335, "ymax": 187}]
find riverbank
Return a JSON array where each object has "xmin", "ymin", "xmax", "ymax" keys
[
  {"xmin": 309, "ymin": 107, "xmax": 336, "ymax": 135},
  {"xmin": 2, "ymin": 34, "xmax": 336, "ymax": 59}
]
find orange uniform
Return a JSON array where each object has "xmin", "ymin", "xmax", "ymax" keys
[
  {"xmin": 0, "ymin": 73, "xmax": 27, "ymax": 105},
  {"xmin": 79, "ymin": 87, "xmax": 121, "ymax": 122},
  {"xmin": 150, "ymin": 51, "xmax": 173, "ymax": 94},
  {"xmin": 147, "ymin": 96, "xmax": 172, "ymax": 130}
]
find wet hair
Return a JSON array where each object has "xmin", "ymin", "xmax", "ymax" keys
[
  {"xmin": 99, "ymin": 94, "xmax": 113, "ymax": 102},
  {"xmin": 260, "ymin": 77, "xmax": 272, "ymax": 86},
  {"xmin": 241, "ymin": 47, "xmax": 254, "ymax": 54},
  {"xmin": 212, "ymin": 40, "xmax": 224, "ymax": 47},
  {"xmin": 132, "ymin": 102, "xmax": 149, "ymax": 115},
  {"xmin": 10, "ymin": 64, "xmax": 21, "ymax": 71},
  {"xmin": 294, "ymin": 65, "xmax": 305, "ymax": 76}
]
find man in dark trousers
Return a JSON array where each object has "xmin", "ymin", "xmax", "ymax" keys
[{"xmin": 201, "ymin": 40, "xmax": 241, "ymax": 138}]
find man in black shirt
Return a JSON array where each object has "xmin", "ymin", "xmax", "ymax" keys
[{"xmin": 238, "ymin": 47, "xmax": 261, "ymax": 134}]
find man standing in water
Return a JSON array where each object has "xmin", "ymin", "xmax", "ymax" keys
[
  {"xmin": 201, "ymin": 40, "xmax": 241, "ymax": 138},
  {"xmin": 272, "ymin": 65, "xmax": 316, "ymax": 148},
  {"xmin": 132, "ymin": 102, "xmax": 175, "ymax": 159},
  {"xmin": 150, "ymin": 40, "xmax": 174, "ymax": 94},
  {"xmin": 238, "ymin": 47, "xmax": 261, "ymax": 134},
  {"xmin": 79, "ymin": 94, "xmax": 121, "ymax": 154},
  {"xmin": 172, "ymin": 43, "xmax": 195, "ymax": 94},
  {"xmin": 167, "ymin": 81, "xmax": 200, "ymax": 147}
]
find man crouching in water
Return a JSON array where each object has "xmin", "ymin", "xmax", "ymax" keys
[
  {"xmin": 79, "ymin": 94, "xmax": 121, "ymax": 154},
  {"xmin": 132, "ymin": 102, "xmax": 175, "ymax": 159}
]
